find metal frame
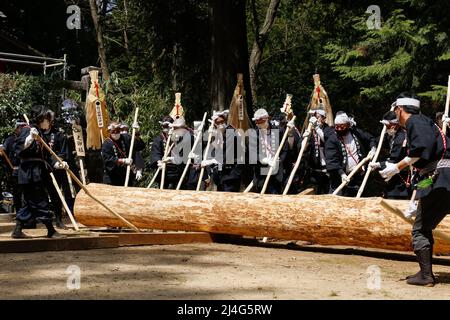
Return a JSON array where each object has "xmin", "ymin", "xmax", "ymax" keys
[{"xmin": 0, "ymin": 51, "xmax": 67, "ymax": 80}]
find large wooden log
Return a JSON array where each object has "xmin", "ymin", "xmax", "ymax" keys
[{"xmin": 74, "ymin": 184, "xmax": 450, "ymax": 254}]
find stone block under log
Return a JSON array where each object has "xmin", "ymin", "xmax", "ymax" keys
[{"xmin": 74, "ymin": 184, "xmax": 450, "ymax": 254}]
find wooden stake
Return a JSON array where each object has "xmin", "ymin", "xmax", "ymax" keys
[
  {"xmin": 261, "ymin": 116, "xmax": 296, "ymax": 195},
  {"xmin": 66, "ymin": 171, "xmax": 77, "ymax": 198},
  {"xmin": 243, "ymin": 181, "xmax": 254, "ymax": 193},
  {"xmin": 196, "ymin": 121, "xmax": 215, "ymax": 191},
  {"xmin": 160, "ymin": 129, "xmax": 174, "ymax": 190},
  {"xmin": 177, "ymin": 112, "xmax": 207, "ymax": 190},
  {"xmin": 35, "ymin": 134, "xmax": 140, "ymax": 232},
  {"xmin": 147, "ymin": 167, "xmax": 160, "ymax": 189},
  {"xmin": 0, "ymin": 149, "xmax": 14, "ymax": 170},
  {"xmin": 50, "ymin": 172, "xmax": 79, "ymax": 231},
  {"xmin": 124, "ymin": 107, "xmax": 139, "ymax": 187},
  {"xmin": 79, "ymin": 158, "xmax": 87, "ymax": 185},
  {"xmin": 443, "ymin": 75, "xmax": 450, "ymax": 136},
  {"xmin": 283, "ymin": 122, "xmax": 312, "ymax": 195},
  {"xmin": 332, "ymin": 154, "xmax": 372, "ymax": 196},
  {"xmin": 380, "ymin": 199, "xmax": 450, "ymax": 244}
]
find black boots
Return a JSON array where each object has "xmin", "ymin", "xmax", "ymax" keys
[
  {"xmin": 44, "ymin": 221, "xmax": 66, "ymax": 239},
  {"xmin": 406, "ymin": 249, "xmax": 435, "ymax": 287},
  {"xmin": 54, "ymin": 212, "xmax": 66, "ymax": 229},
  {"xmin": 11, "ymin": 220, "xmax": 31, "ymax": 239}
]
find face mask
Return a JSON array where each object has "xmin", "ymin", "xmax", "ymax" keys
[
  {"xmin": 256, "ymin": 121, "xmax": 269, "ymax": 130},
  {"xmin": 336, "ymin": 128, "xmax": 349, "ymax": 136},
  {"xmin": 111, "ymin": 133, "xmax": 121, "ymax": 140},
  {"xmin": 387, "ymin": 128, "xmax": 397, "ymax": 137},
  {"xmin": 39, "ymin": 119, "xmax": 50, "ymax": 130},
  {"xmin": 216, "ymin": 124, "xmax": 226, "ymax": 131}
]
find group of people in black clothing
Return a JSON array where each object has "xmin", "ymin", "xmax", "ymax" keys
[{"xmin": 1, "ymin": 92, "xmax": 450, "ymax": 287}]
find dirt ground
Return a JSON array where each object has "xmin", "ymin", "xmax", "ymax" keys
[{"xmin": 1, "ymin": 240, "xmax": 450, "ymax": 300}]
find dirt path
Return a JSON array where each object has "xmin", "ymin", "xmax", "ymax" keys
[{"xmin": 1, "ymin": 242, "xmax": 450, "ymax": 299}]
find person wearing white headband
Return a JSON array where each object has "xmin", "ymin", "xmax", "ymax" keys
[
  {"xmin": 373, "ymin": 92, "xmax": 450, "ymax": 287},
  {"xmin": 200, "ymin": 109, "xmax": 242, "ymax": 192},
  {"xmin": 325, "ymin": 111, "xmax": 377, "ymax": 196},
  {"xmin": 369, "ymin": 110, "xmax": 409, "ymax": 199},
  {"xmin": 102, "ymin": 120, "xmax": 145, "ymax": 187}
]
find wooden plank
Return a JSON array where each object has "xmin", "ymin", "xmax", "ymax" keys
[
  {"xmin": 0, "ymin": 222, "xmax": 15, "ymax": 233},
  {"xmin": 0, "ymin": 236, "xmax": 119, "ymax": 253},
  {"xmin": 99, "ymin": 232, "xmax": 214, "ymax": 246},
  {"xmin": 0, "ymin": 214, "xmax": 13, "ymax": 223}
]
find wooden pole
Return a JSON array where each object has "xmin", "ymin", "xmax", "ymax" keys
[
  {"xmin": 160, "ymin": 129, "xmax": 174, "ymax": 190},
  {"xmin": 124, "ymin": 107, "xmax": 139, "ymax": 187},
  {"xmin": 333, "ymin": 154, "xmax": 372, "ymax": 195},
  {"xmin": 380, "ymin": 199, "xmax": 450, "ymax": 244},
  {"xmin": 357, "ymin": 105, "xmax": 396, "ymax": 198},
  {"xmin": 50, "ymin": 172, "xmax": 79, "ymax": 231},
  {"xmin": 66, "ymin": 171, "xmax": 77, "ymax": 198},
  {"xmin": 443, "ymin": 75, "xmax": 450, "ymax": 136},
  {"xmin": 79, "ymin": 158, "xmax": 87, "ymax": 185},
  {"xmin": 0, "ymin": 149, "xmax": 14, "ymax": 170},
  {"xmin": 177, "ymin": 112, "xmax": 207, "ymax": 190},
  {"xmin": 283, "ymin": 122, "xmax": 312, "ymax": 195},
  {"xmin": 261, "ymin": 116, "xmax": 296, "ymax": 194},
  {"xmin": 196, "ymin": 121, "xmax": 215, "ymax": 191},
  {"xmin": 35, "ymin": 134, "xmax": 140, "ymax": 232},
  {"xmin": 147, "ymin": 167, "xmax": 161, "ymax": 189},
  {"xmin": 243, "ymin": 181, "xmax": 254, "ymax": 193}
]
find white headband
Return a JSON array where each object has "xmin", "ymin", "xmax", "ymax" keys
[
  {"xmin": 380, "ymin": 119, "xmax": 399, "ymax": 125},
  {"xmin": 334, "ymin": 113, "xmax": 350, "ymax": 125},
  {"xmin": 396, "ymin": 98, "xmax": 420, "ymax": 108}
]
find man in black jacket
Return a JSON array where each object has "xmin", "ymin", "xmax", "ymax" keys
[
  {"xmin": 102, "ymin": 121, "xmax": 145, "ymax": 186},
  {"xmin": 201, "ymin": 110, "xmax": 243, "ymax": 192},
  {"xmin": 249, "ymin": 108, "xmax": 289, "ymax": 194},
  {"xmin": 12, "ymin": 105, "xmax": 65, "ymax": 239},
  {"xmin": 325, "ymin": 111, "xmax": 376, "ymax": 196},
  {"xmin": 375, "ymin": 93, "xmax": 450, "ymax": 287}
]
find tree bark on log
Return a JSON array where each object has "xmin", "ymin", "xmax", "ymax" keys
[{"xmin": 74, "ymin": 183, "xmax": 450, "ymax": 254}]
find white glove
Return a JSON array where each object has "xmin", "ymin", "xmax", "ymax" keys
[
  {"xmin": 379, "ymin": 162, "xmax": 399, "ymax": 182},
  {"xmin": 261, "ymin": 157, "xmax": 276, "ymax": 167},
  {"xmin": 162, "ymin": 156, "xmax": 174, "ymax": 163},
  {"xmin": 369, "ymin": 162, "xmax": 381, "ymax": 170},
  {"xmin": 30, "ymin": 127, "xmax": 39, "ymax": 140},
  {"xmin": 54, "ymin": 161, "xmax": 69, "ymax": 170},
  {"xmin": 287, "ymin": 120, "xmax": 295, "ymax": 130},
  {"xmin": 302, "ymin": 130, "xmax": 311, "ymax": 138},
  {"xmin": 201, "ymin": 159, "xmax": 218, "ymax": 168},
  {"xmin": 368, "ymin": 147, "xmax": 377, "ymax": 160},
  {"xmin": 135, "ymin": 170, "xmax": 143, "ymax": 181},
  {"xmin": 341, "ymin": 173, "xmax": 350, "ymax": 184},
  {"xmin": 404, "ymin": 201, "xmax": 417, "ymax": 219},
  {"xmin": 443, "ymin": 115, "xmax": 450, "ymax": 125},
  {"xmin": 157, "ymin": 160, "xmax": 164, "ymax": 168},
  {"xmin": 119, "ymin": 158, "xmax": 133, "ymax": 166},
  {"xmin": 188, "ymin": 152, "xmax": 199, "ymax": 161},
  {"xmin": 132, "ymin": 122, "xmax": 140, "ymax": 130},
  {"xmin": 309, "ymin": 116, "xmax": 318, "ymax": 126}
]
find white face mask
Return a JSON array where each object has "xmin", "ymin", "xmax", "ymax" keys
[
  {"xmin": 387, "ymin": 128, "xmax": 397, "ymax": 137},
  {"xmin": 39, "ymin": 119, "xmax": 50, "ymax": 130},
  {"xmin": 111, "ymin": 133, "xmax": 121, "ymax": 141},
  {"xmin": 256, "ymin": 121, "xmax": 269, "ymax": 130}
]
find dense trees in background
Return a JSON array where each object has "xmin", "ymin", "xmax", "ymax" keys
[{"xmin": 0, "ymin": 0, "xmax": 449, "ymax": 135}]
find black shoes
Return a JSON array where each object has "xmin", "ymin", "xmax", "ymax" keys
[
  {"xmin": 45, "ymin": 221, "xmax": 66, "ymax": 239},
  {"xmin": 11, "ymin": 220, "xmax": 31, "ymax": 239},
  {"xmin": 406, "ymin": 249, "xmax": 435, "ymax": 287}
]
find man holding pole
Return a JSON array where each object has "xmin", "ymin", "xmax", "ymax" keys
[
  {"xmin": 102, "ymin": 121, "xmax": 145, "ymax": 186},
  {"xmin": 11, "ymin": 105, "xmax": 65, "ymax": 239},
  {"xmin": 373, "ymin": 92, "xmax": 450, "ymax": 287},
  {"xmin": 249, "ymin": 108, "xmax": 288, "ymax": 194},
  {"xmin": 325, "ymin": 112, "xmax": 376, "ymax": 196}
]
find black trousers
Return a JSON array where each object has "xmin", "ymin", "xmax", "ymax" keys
[
  {"xmin": 217, "ymin": 179, "xmax": 241, "ymax": 192},
  {"xmin": 412, "ymin": 188, "xmax": 450, "ymax": 251},
  {"xmin": 16, "ymin": 183, "xmax": 52, "ymax": 224}
]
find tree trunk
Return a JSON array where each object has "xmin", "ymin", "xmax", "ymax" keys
[
  {"xmin": 74, "ymin": 184, "xmax": 450, "ymax": 254},
  {"xmin": 249, "ymin": 0, "xmax": 281, "ymax": 106},
  {"xmin": 208, "ymin": 0, "xmax": 253, "ymax": 114},
  {"xmin": 89, "ymin": 0, "xmax": 110, "ymax": 81}
]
